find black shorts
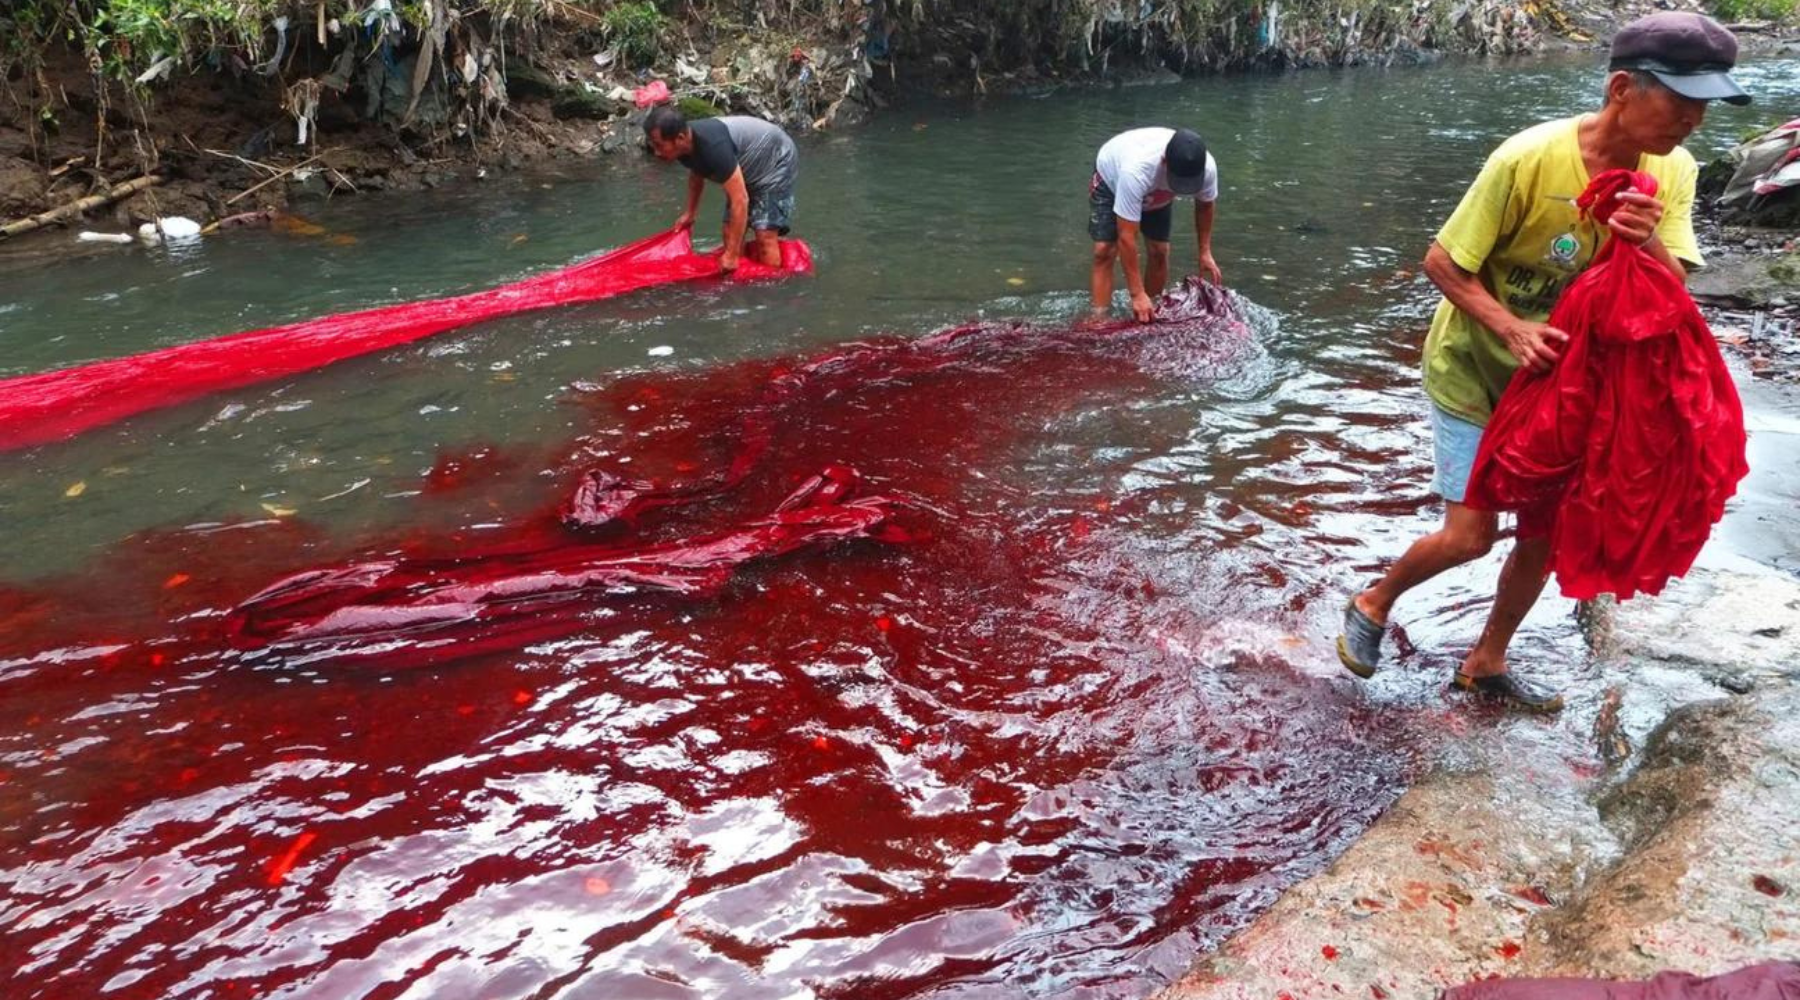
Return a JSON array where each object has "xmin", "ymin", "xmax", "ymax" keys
[{"xmin": 1088, "ymin": 175, "xmax": 1172, "ymax": 244}]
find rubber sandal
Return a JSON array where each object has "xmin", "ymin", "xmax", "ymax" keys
[
  {"xmin": 1453, "ymin": 671, "xmax": 1565, "ymax": 714},
  {"xmin": 1336, "ymin": 597, "xmax": 1384, "ymax": 679}
]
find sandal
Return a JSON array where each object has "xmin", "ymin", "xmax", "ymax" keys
[
  {"xmin": 1336, "ymin": 597, "xmax": 1384, "ymax": 679},
  {"xmin": 1453, "ymin": 670, "xmax": 1565, "ymax": 714}
]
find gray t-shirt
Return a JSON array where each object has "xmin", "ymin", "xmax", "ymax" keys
[
  {"xmin": 1095, "ymin": 127, "xmax": 1219, "ymax": 222},
  {"xmin": 680, "ymin": 116, "xmax": 798, "ymax": 196}
]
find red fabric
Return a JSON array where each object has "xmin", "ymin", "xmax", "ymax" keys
[
  {"xmin": 0, "ymin": 228, "xmax": 811, "ymax": 453},
  {"xmin": 1443, "ymin": 961, "xmax": 1800, "ymax": 1000},
  {"xmin": 217, "ymin": 277, "xmax": 1248, "ymax": 671},
  {"xmin": 225, "ymin": 465, "xmax": 906, "ymax": 670},
  {"xmin": 1463, "ymin": 169, "xmax": 1748, "ymax": 601}
]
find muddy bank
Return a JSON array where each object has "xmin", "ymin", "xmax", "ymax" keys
[{"xmin": 5, "ymin": 0, "xmax": 1792, "ymax": 242}]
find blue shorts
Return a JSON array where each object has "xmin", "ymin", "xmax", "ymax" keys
[{"xmin": 1430, "ymin": 404, "xmax": 1486, "ymax": 504}]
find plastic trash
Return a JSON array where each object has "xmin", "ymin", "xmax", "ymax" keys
[
  {"xmin": 633, "ymin": 80, "xmax": 671, "ymax": 108},
  {"xmin": 136, "ymin": 217, "xmax": 203, "ymax": 244},
  {"xmin": 78, "ymin": 232, "xmax": 136, "ymax": 245}
]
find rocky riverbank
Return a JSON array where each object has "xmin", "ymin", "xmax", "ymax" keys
[
  {"xmin": 1159, "ymin": 567, "xmax": 1800, "ymax": 997},
  {"xmin": 1157, "ymin": 303, "xmax": 1800, "ymax": 995}
]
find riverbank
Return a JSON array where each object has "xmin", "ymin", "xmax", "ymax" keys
[
  {"xmin": 3, "ymin": 0, "xmax": 1796, "ymax": 241},
  {"xmin": 1157, "ymin": 297, "xmax": 1800, "ymax": 996},
  {"xmin": 1159, "ymin": 567, "xmax": 1800, "ymax": 997}
]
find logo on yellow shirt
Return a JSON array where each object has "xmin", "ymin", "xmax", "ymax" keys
[{"xmin": 1547, "ymin": 232, "xmax": 1581, "ymax": 265}]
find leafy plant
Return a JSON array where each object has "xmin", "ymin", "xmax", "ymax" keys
[
  {"xmin": 1711, "ymin": 0, "xmax": 1797, "ymax": 21},
  {"xmin": 602, "ymin": 1, "xmax": 667, "ymax": 68}
]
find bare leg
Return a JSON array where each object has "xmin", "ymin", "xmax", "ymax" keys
[
  {"xmin": 1146, "ymin": 240, "xmax": 1171, "ymax": 297},
  {"xmin": 751, "ymin": 229, "xmax": 782, "ymax": 267},
  {"xmin": 1460, "ymin": 535, "xmax": 1551, "ymax": 677},
  {"xmin": 1356, "ymin": 501, "xmax": 1498, "ymax": 625},
  {"xmin": 1091, "ymin": 241, "xmax": 1118, "ymax": 314}
]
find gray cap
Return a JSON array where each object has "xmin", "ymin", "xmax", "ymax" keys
[{"xmin": 1609, "ymin": 12, "xmax": 1749, "ymax": 106}]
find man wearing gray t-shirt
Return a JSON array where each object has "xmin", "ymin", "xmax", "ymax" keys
[
  {"xmin": 645, "ymin": 109, "xmax": 798, "ymax": 271},
  {"xmin": 1089, "ymin": 127, "xmax": 1221, "ymax": 322}
]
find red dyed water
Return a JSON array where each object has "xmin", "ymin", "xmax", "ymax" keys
[{"xmin": 0, "ymin": 282, "xmax": 1417, "ymax": 999}]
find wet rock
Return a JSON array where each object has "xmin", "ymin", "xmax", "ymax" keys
[
  {"xmin": 1604, "ymin": 570, "xmax": 1800, "ymax": 687},
  {"xmin": 551, "ymin": 88, "xmax": 628, "ymax": 121},
  {"xmin": 504, "ymin": 60, "xmax": 560, "ymax": 101},
  {"xmin": 1539, "ymin": 686, "xmax": 1800, "ymax": 976},
  {"xmin": 0, "ymin": 156, "xmax": 49, "ymax": 218},
  {"xmin": 1689, "ymin": 254, "xmax": 1800, "ymax": 311},
  {"xmin": 1159, "ymin": 766, "xmax": 1616, "ymax": 999},
  {"xmin": 599, "ymin": 128, "xmax": 634, "ymax": 155},
  {"xmin": 1162, "ymin": 568, "xmax": 1800, "ymax": 998},
  {"xmin": 287, "ymin": 169, "xmax": 334, "ymax": 201}
]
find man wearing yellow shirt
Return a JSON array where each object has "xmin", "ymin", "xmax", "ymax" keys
[{"xmin": 1336, "ymin": 12, "xmax": 1750, "ymax": 711}]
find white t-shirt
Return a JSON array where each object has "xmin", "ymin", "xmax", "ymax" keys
[{"xmin": 1095, "ymin": 127, "xmax": 1220, "ymax": 222}]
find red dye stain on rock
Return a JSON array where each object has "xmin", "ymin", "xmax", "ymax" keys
[
  {"xmin": 1508, "ymin": 885, "xmax": 1553, "ymax": 906},
  {"xmin": 1322, "ymin": 944, "xmax": 1340, "ymax": 960},
  {"xmin": 1753, "ymin": 874, "xmax": 1786, "ymax": 897}
]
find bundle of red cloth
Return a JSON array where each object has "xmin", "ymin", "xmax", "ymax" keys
[{"xmin": 1463, "ymin": 168, "xmax": 1749, "ymax": 601}]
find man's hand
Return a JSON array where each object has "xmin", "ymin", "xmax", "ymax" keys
[
  {"xmin": 673, "ymin": 212, "xmax": 696, "ymax": 231},
  {"xmin": 1197, "ymin": 252, "xmax": 1222, "ymax": 286},
  {"xmin": 1608, "ymin": 190, "xmax": 1664, "ymax": 246},
  {"xmin": 719, "ymin": 250, "xmax": 741, "ymax": 274},
  {"xmin": 1130, "ymin": 291, "xmax": 1155, "ymax": 323},
  {"xmin": 1501, "ymin": 318, "xmax": 1569, "ymax": 373}
]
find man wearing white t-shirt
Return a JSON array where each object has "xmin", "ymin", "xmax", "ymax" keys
[{"xmin": 1090, "ymin": 126, "xmax": 1221, "ymax": 322}]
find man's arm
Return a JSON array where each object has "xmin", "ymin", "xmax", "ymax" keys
[
  {"xmin": 675, "ymin": 172, "xmax": 705, "ymax": 229},
  {"xmin": 1117, "ymin": 217, "xmax": 1154, "ymax": 322},
  {"xmin": 1423, "ymin": 241, "xmax": 1567, "ymax": 373},
  {"xmin": 1194, "ymin": 199, "xmax": 1220, "ymax": 285},
  {"xmin": 719, "ymin": 168, "xmax": 751, "ymax": 271}
]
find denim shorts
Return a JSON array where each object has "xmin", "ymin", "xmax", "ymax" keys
[
  {"xmin": 1430, "ymin": 404, "xmax": 1486, "ymax": 503},
  {"xmin": 727, "ymin": 183, "xmax": 795, "ymax": 235},
  {"xmin": 1088, "ymin": 175, "xmax": 1172, "ymax": 244}
]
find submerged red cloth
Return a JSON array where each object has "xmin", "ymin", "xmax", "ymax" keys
[
  {"xmin": 226, "ymin": 465, "xmax": 905, "ymax": 670},
  {"xmin": 1463, "ymin": 169, "xmax": 1748, "ymax": 601},
  {"xmin": 0, "ymin": 228, "xmax": 811, "ymax": 452},
  {"xmin": 1443, "ymin": 961, "xmax": 1800, "ymax": 1000}
]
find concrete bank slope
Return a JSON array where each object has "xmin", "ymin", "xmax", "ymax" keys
[{"xmin": 1159, "ymin": 568, "xmax": 1800, "ymax": 999}]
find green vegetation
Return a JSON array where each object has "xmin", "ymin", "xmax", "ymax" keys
[
  {"xmin": 1711, "ymin": 0, "xmax": 1797, "ymax": 22},
  {"xmin": 601, "ymin": 1, "xmax": 668, "ymax": 69}
]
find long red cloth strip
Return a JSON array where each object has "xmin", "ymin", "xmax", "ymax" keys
[
  {"xmin": 0, "ymin": 228, "xmax": 811, "ymax": 452},
  {"xmin": 1463, "ymin": 169, "xmax": 1748, "ymax": 600},
  {"xmin": 224, "ymin": 465, "xmax": 905, "ymax": 670}
]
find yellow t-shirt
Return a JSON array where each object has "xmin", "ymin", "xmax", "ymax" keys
[{"xmin": 1422, "ymin": 115, "xmax": 1702, "ymax": 426}]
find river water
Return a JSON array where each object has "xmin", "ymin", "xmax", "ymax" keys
[{"xmin": 1, "ymin": 53, "xmax": 1796, "ymax": 1000}]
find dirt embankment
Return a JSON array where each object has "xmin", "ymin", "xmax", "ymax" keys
[{"xmin": 8, "ymin": 0, "xmax": 1758, "ymax": 242}]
